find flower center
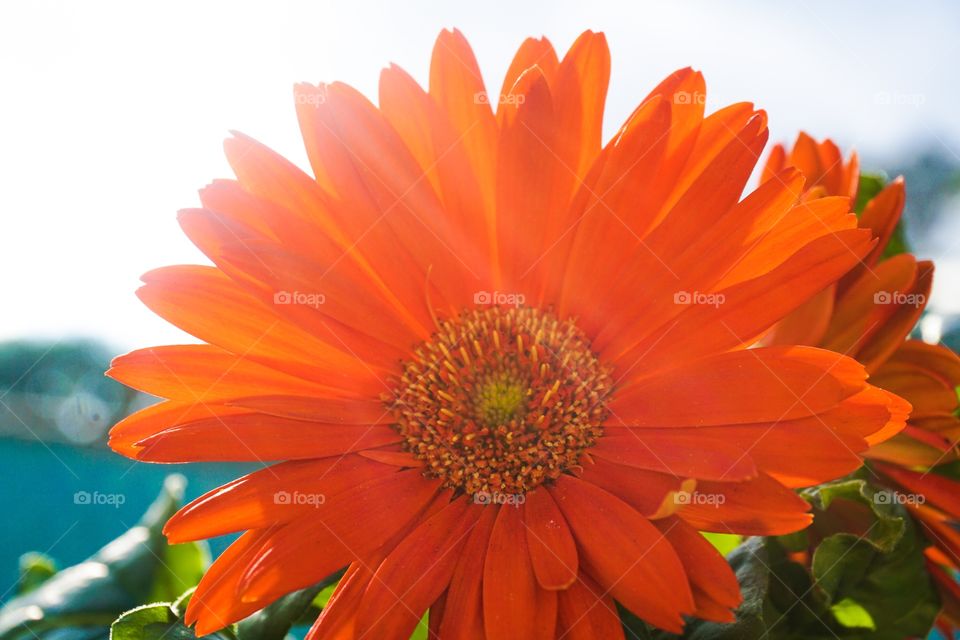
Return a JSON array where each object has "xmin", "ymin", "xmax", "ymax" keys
[{"xmin": 389, "ymin": 307, "xmax": 612, "ymax": 497}]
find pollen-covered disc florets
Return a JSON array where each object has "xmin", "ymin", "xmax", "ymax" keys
[{"xmin": 390, "ymin": 306, "xmax": 612, "ymax": 496}]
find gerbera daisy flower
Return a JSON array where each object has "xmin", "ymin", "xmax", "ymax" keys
[
  {"xmin": 764, "ymin": 133, "xmax": 960, "ymax": 632},
  {"xmin": 108, "ymin": 31, "xmax": 908, "ymax": 638}
]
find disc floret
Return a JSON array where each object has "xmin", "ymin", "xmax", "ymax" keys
[{"xmin": 390, "ymin": 307, "xmax": 612, "ymax": 496}]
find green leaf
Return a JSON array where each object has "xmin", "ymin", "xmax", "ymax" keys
[
  {"xmin": 0, "ymin": 476, "xmax": 202, "ymax": 640},
  {"xmin": 148, "ymin": 538, "xmax": 209, "ymax": 604},
  {"xmin": 702, "ymin": 533, "xmax": 742, "ymax": 557},
  {"xmin": 408, "ymin": 614, "xmax": 429, "ymax": 640},
  {"xmin": 17, "ymin": 553, "xmax": 58, "ymax": 595},
  {"xmin": 109, "ymin": 604, "xmax": 233, "ymax": 640},
  {"xmin": 830, "ymin": 599, "xmax": 876, "ymax": 630},
  {"xmin": 854, "ymin": 174, "xmax": 887, "ymax": 214},
  {"xmin": 803, "ymin": 479, "xmax": 904, "ymax": 553},
  {"xmin": 674, "ymin": 475, "xmax": 940, "ymax": 639}
]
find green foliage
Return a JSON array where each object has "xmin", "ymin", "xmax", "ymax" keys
[
  {"xmin": 703, "ymin": 533, "xmax": 743, "ymax": 557},
  {"xmin": 16, "ymin": 553, "xmax": 57, "ymax": 595},
  {"xmin": 235, "ymin": 571, "xmax": 341, "ymax": 640},
  {"xmin": 0, "ymin": 476, "xmax": 208, "ymax": 640},
  {"xmin": 649, "ymin": 478, "xmax": 939, "ymax": 639},
  {"xmin": 110, "ymin": 603, "xmax": 234, "ymax": 640}
]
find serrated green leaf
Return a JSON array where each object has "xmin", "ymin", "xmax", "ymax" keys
[{"xmin": 803, "ymin": 479, "xmax": 904, "ymax": 552}]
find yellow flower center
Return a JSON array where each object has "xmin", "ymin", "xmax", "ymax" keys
[{"xmin": 389, "ymin": 307, "xmax": 612, "ymax": 496}]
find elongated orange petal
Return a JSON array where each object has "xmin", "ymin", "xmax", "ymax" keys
[
  {"xmin": 550, "ymin": 476, "xmax": 694, "ymax": 633},
  {"xmin": 483, "ymin": 505, "xmax": 542, "ymax": 639},
  {"xmin": 523, "ymin": 487, "xmax": 578, "ymax": 589}
]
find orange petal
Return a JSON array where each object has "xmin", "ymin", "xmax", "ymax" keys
[
  {"xmin": 164, "ymin": 455, "xmax": 397, "ymax": 542},
  {"xmin": 877, "ymin": 463, "xmax": 960, "ymax": 520},
  {"xmin": 483, "ymin": 505, "xmax": 542, "ymax": 639},
  {"xmin": 439, "ymin": 505, "xmax": 498, "ymax": 640},
  {"xmin": 678, "ymin": 473, "xmax": 813, "ymax": 535},
  {"xmin": 549, "ymin": 476, "xmax": 694, "ymax": 633},
  {"xmin": 429, "ymin": 29, "xmax": 498, "ymax": 219},
  {"xmin": 556, "ymin": 573, "xmax": 625, "ymax": 640},
  {"xmin": 109, "ymin": 400, "xmax": 247, "ymax": 457},
  {"xmin": 240, "ymin": 469, "xmax": 439, "ymax": 601},
  {"xmin": 577, "ymin": 456, "xmax": 685, "ymax": 516},
  {"xmin": 523, "ymin": 487, "xmax": 578, "ymax": 589},
  {"xmin": 185, "ymin": 528, "xmax": 278, "ymax": 634},
  {"xmin": 591, "ymin": 430, "xmax": 758, "ymax": 481},
  {"xmin": 108, "ymin": 344, "xmax": 348, "ymax": 403},
  {"xmin": 137, "ymin": 265, "xmax": 389, "ymax": 387},
  {"xmin": 131, "ymin": 415, "xmax": 401, "ymax": 462},
  {"xmin": 653, "ymin": 517, "xmax": 741, "ymax": 622},
  {"xmin": 552, "ymin": 31, "xmax": 610, "ymax": 179},
  {"xmin": 356, "ymin": 498, "xmax": 474, "ymax": 638},
  {"xmin": 608, "ymin": 346, "xmax": 867, "ymax": 427}
]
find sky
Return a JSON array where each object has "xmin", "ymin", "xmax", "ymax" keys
[{"xmin": 2, "ymin": 0, "xmax": 959, "ymax": 350}]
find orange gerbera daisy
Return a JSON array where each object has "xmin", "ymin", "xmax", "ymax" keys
[
  {"xmin": 109, "ymin": 31, "xmax": 909, "ymax": 638},
  {"xmin": 765, "ymin": 133, "xmax": 960, "ymax": 632}
]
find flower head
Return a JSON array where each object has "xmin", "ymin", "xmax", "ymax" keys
[
  {"xmin": 110, "ymin": 31, "xmax": 907, "ymax": 638},
  {"xmin": 766, "ymin": 132, "xmax": 960, "ymax": 631}
]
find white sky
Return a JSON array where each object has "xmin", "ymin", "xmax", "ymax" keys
[{"xmin": 2, "ymin": 0, "xmax": 959, "ymax": 350}]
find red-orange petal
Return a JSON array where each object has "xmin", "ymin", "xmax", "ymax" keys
[
  {"xmin": 523, "ymin": 487, "xmax": 578, "ymax": 589},
  {"xmin": 549, "ymin": 476, "xmax": 694, "ymax": 632}
]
